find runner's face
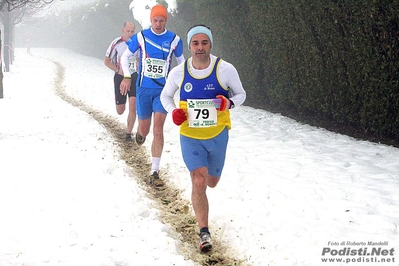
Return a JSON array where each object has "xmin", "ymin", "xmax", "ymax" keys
[
  {"xmin": 151, "ymin": 16, "xmax": 166, "ymax": 34},
  {"xmin": 190, "ymin": 34, "xmax": 211, "ymax": 60},
  {"xmin": 122, "ymin": 24, "xmax": 135, "ymax": 40}
]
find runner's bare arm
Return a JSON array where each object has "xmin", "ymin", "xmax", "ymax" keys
[{"xmin": 104, "ymin": 57, "xmax": 118, "ymax": 72}]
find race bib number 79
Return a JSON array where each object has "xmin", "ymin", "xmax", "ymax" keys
[{"xmin": 187, "ymin": 99, "xmax": 217, "ymax": 128}]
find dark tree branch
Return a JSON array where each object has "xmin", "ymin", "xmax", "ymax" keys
[{"xmin": 0, "ymin": 0, "xmax": 54, "ymax": 12}]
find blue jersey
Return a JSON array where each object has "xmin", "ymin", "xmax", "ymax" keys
[
  {"xmin": 126, "ymin": 28, "xmax": 184, "ymax": 89},
  {"xmin": 179, "ymin": 57, "xmax": 229, "ymax": 100}
]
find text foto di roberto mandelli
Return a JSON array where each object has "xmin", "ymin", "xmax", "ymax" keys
[{"xmin": 328, "ymin": 241, "xmax": 390, "ymax": 246}]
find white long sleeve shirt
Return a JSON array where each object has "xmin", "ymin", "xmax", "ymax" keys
[{"xmin": 161, "ymin": 54, "xmax": 246, "ymax": 114}]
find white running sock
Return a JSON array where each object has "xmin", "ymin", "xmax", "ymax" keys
[{"xmin": 151, "ymin": 157, "xmax": 161, "ymax": 173}]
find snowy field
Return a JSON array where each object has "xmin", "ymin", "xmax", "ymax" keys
[{"xmin": 0, "ymin": 48, "xmax": 398, "ymax": 266}]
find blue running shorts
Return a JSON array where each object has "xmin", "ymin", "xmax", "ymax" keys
[
  {"xmin": 136, "ymin": 86, "xmax": 167, "ymax": 120},
  {"xmin": 180, "ymin": 127, "xmax": 229, "ymax": 177}
]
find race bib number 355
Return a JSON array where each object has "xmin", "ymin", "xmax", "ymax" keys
[
  {"xmin": 144, "ymin": 58, "xmax": 166, "ymax": 79},
  {"xmin": 187, "ymin": 99, "xmax": 217, "ymax": 128}
]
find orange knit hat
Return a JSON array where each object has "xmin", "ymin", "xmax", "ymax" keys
[{"xmin": 150, "ymin": 5, "xmax": 168, "ymax": 21}]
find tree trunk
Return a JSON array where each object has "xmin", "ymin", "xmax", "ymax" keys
[
  {"xmin": 10, "ymin": 22, "xmax": 14, "ymax": 64},
  {"xmin": 3, "ymin": 8, "xmax": 10, "ymax": 72},
  {"xmin": 0, "ymin": 29, "xmax": 3, "ymax": 99},
  {"xmin": 0, "ymin": 68, "xmax": 3, "ymax": 99}
]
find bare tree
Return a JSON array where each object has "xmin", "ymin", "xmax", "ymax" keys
[{"xmin": 0, "ymin": 0, "xmax": 54, "ymax": 98}]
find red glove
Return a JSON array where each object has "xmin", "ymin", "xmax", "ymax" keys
[
  {"xmin": 216, "ymin": 95, "xmax": 232, "ymax": 111},
  {"xmin": 172, "ymin": 108, "xmax": 187, "ymax": 126}
]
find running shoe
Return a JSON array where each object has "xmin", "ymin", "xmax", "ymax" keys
[
  {"xmin": 135, "ymin": 133, "xmax": 146, "ymax": 145},
  {"xmin": 125, "ymin": 133, "xmax": 133, "ymax": 141},
  {"xmin": 150, "ymin": 171, "xmax": 164, "ymax": 187},
  {"xmin": 199, "ymin": 232, "xmax": 212, "ymax": 252}
]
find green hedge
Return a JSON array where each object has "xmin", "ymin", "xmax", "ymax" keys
[{"xmin": 173, "ymin": 0, "xmax": 399, "ymax": 142}]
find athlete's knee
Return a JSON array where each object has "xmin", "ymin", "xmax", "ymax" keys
[
  {"xmin": 152, "ymin": 127, "xmax": 164, "ymax": 140},
  {"xmin": 116, "ymin": 105, "xmax": 125, "ymax": 115},
  {"xmin": 192, "ymin": 177, "xmax": 207, "ymax": 191},
  {"xmin": 138, "ymin": 118, "xmax": 151, "ymax": 135},
  {"xmin": 207, "ymin": 176, "xmax": 220, "ymax": 188},
  {"xmin": 152, "ymin": 123, "xmax": 165, "ymax": 138},
  {"xmin": 128, "ymin": 97, "xmax": 136, "ymax": 106},
  {"xmin": 128, "ymin": 105, "xmax": 136, "ymax": 114},
  {"xmin": 191, "ymin": 168, "xmax": 209, "ymax": 189}
]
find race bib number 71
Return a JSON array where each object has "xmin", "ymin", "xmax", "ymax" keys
[{"xmin": 187, "ymin": 99, "xmax": 217, "ymax": 128}]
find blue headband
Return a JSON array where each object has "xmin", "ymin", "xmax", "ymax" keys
[{"xmin": 187, "ymin": 26, "xmax": 213, "ymax": 49}]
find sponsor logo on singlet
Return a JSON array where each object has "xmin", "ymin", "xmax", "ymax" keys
[{"xmin": 184, "ymin": 82, "xmax": 193, "ymax": 93}]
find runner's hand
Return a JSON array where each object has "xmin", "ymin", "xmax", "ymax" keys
[
  {"xmin": 216, "ymin": 95, "xmax": 232, "ymax": 111},
  {"xmin": 120, "ymin": 78, "xmax": 131, "ymax": 96},
  {"xmin": 172, "ymin": 108, "xmax": 187, "ymax": 126}
]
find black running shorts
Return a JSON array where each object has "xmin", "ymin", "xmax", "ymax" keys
[{"xmin": 114, "ymin": 72, "xmax": 137, "ymax": 105}]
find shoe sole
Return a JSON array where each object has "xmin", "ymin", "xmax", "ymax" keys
[
  {"xmin": 149, "ymin": 172, "xmax": 164, "ymax": 187},
  {"xmin": 153, "ymin": 180, "xmax": 164, "ymax": 187},
  {"xmin": 200, "ymin": 242, "xmax": 213, "ymax": 252},
  {"xmin": 150, "ymin": 178, "xmax": 164, "ymax": 187},
  {"xmin": 135, "ymin": 133, "xmax": 146, "ymax": 145}
]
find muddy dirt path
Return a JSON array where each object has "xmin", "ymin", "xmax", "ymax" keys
[{"xmin": 52, "ymin": 61, "xmax": 244, "ymax": 266}]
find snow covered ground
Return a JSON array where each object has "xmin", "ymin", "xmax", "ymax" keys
[{"xmin": 0, "ymin": 48, "xmax": 398, "ymax": 266}]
